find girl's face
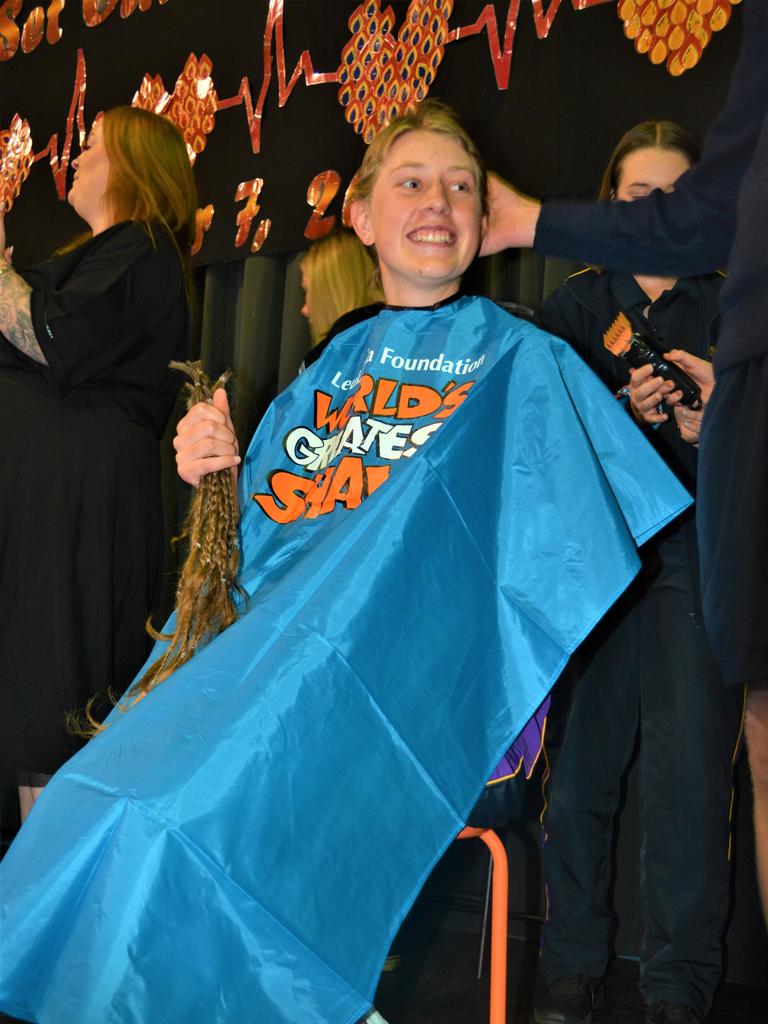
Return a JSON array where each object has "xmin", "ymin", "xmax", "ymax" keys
[
  {"xmin": 614, "ymin": 145, "xmax": 691, "ymax": 202},
  {"xmin": 69, "ymin": 119, "xmax": 113, "ymax": 233},
  {"xmin": 351, "ymin": 129, "xmax": 485, "ymax": 307}
]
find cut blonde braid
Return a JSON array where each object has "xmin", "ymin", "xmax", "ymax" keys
[{"xmin": 71, "ymin": 361, "xmax": 241, "ymax": 736}]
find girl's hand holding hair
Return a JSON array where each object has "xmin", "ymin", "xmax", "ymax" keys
[{"xmin": 174, "ymin": 387, "xmax": 240, "ymax": 488}]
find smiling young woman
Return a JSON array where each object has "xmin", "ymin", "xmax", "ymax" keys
[{"xmin": 349, "ymin": 129, "xmax": 486, "ymax": 307}]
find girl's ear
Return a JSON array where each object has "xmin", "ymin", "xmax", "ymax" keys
[
  {"xmin": 350, "ymin": 200, "xmax": 374, "ymax": 246},
  {"xmin": 479, "ymin": 212, "xmax": 488, "ymax": 246}
]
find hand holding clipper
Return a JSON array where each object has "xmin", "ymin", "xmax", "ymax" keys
[{"xmin": 603, "ymin": 312, "xmax": 703, "ymax": 410}]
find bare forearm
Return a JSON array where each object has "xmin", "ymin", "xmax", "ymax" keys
[{"xmin": 0, "ymin": 261, "xmax": 48, "ymax": 365}]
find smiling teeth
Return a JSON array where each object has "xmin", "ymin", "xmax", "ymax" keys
[{"xmin": 410, "ymin": 230, "xmax": 453, "ymax": 243}]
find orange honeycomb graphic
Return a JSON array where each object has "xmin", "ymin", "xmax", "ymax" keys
[
  {"xmin": 0, "ymin": 115, "xmax": 33, "ymax": 214},
  {"xmin": 133, "ymin": 73, "xmax": 172, "ymax": 116},
  {"xmin": 337, "ymin": 0, "xmax": 454, "ymax": 144},
  {"xmin": 618, "ymin": 0, "xmax": 742, "ymax": 76},
  {"xmin": 133, "ymin": 54, "xmax": 218, "ymax": 164}
]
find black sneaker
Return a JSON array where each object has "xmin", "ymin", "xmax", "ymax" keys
[
  {"xmin": 533, "ymin": 975, "xmax": 604, "ymax": 1024},
  {"xmin": 646, "ymin": 1001, "xmax": 704, "ymax": 1024}
]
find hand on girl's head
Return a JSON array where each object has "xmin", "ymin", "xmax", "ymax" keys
[
  {"xmin": 479, "ymin": 173, "xmax": 540, "ymax": 256},
  {"xmin": 174, "ymin": 388, "xmax": 240, "ymax": 488}
]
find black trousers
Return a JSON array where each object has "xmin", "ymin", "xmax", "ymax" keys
[{"xmin": 539, "ymin": 538, "xmax": 743, "ymax": 1017}]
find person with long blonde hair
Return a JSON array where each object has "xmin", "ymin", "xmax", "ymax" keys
[
  {"xmin": 0, "ymin": 105, "xmax": 198, "ymax": 820},
  {"xmin": 300, "ymin": 227, "xmax": 383, "ymax": 351}
]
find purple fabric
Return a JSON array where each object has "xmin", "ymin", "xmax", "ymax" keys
[{"xmin": 489, "ymin": 696, "xmax": 550, "ymax": 781}]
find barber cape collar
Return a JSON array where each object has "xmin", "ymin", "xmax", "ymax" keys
[{"xmin": 0, "ymin": 295, "xmax": 689, "ymax": 1024}]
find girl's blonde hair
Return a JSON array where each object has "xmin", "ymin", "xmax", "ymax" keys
[
  {"xmin": 346, "ymin": 99, "xmax": 488, "ymax": 215},
  {"xmin": 300, "ymin": 229, "xmax": 383, "ymax": 344}
]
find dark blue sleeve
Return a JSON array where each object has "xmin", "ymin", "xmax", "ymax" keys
[{"xmin": 535, "ymin": 0, "xmax": 768, "ymax": 277}]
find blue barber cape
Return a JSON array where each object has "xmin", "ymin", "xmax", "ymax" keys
[{"xmin": 0, "ymin": 296, "xmax": 690, "ymax": 1024}]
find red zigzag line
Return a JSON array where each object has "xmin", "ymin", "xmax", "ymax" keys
[
  {"xmin": 448, "ymin": 1, "xmax": 613, "ymax": 91},
  {"xmin": 26, "ymin": 0, "xmax": 618, "ymax": 174},
  {"xmin": 31, "ymin": 47, "xmax": 86, "ymax": 199},
  {"xmin": 217, "ymin": 0, "xmax": 337, "ymax": 155}
]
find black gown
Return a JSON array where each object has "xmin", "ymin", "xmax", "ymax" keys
[{"xmin": 0, "ymin": 221, "xmax": 189, "ymax": 782}]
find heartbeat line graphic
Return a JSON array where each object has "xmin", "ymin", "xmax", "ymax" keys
[
  {"xmin": 217, "ymin": 0, "xmax": 337, "ymax": 154},
  {"xmin": 31, "ymin": 47, "xmax": 86, "ymax": 199},
  {"xmin": 7, "ymin": 0, "xmax": 699, "ymax": 203},
  {"xmin": 216, "ymin": 1, "xmax": 614, "ymax": 153}
]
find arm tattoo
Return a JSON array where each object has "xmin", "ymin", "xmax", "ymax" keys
[{"xmin": 0, "ymin": 266, "xmax": 49, "ymax": 365}]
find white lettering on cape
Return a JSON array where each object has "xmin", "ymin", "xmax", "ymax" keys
[
  {"xmin": 284, "ymin": 416, "xmax": 443, "ymax": 471},
  {"xmin": 379, "ymin": 346, "xmax": 485, "ymax": 375}
]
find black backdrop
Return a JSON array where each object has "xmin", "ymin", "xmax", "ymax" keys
[
  {"xmin": 1, "ymin": 0, "xmax": 743, "ymax": 267},
  {"xmin": 3, "ymin": 3, "xmax": 766, "ymax": 987}
]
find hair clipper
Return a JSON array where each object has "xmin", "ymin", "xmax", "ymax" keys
[{"xmin": 603, "ymin": 312, "xmax": 702, "ymax": 410}]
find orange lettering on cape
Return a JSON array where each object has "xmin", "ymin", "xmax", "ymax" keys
[
  {"xmin": 365, "ymin": 465, "xmax": 389, "ymax": 496},
  {"xmin": 314, "ymin": 374, "xmax": 374, "ymax": 432},
  {"xmin": 319, "ymin": 456, "xmax": 365, "ymax": 515},
  {"xmin": 318, "ymin": 375, "xmax": 453, "ymax": 428},
  {"xmin": 396, "ymin": 382, "xmax": 443, "ymax": 418},
  {"xmin": 435, "ymin": 380, "xmax": 474, "ymax": 418},
  {"xmin": 370, "ymin": 377, "xmax": 398, "ymax": 418},
  {"xmin": 314, "ymin": 391, "xmax": 345, "ymax": 434},
  {"xmin": 252, "ymin": 458, "xmax": 390, "ymax": 524},
  {"xmin": 252, "ymin": 470, "xmax": 312, "ymax": 524},
  {"xmin": 304, "ymin": 468, "xmax": 335, "ymax": 519}
]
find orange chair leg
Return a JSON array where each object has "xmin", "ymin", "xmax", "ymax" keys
[{"xmin": 457, "ymin": 826, "xmax": 509, "ymax": 1024}]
